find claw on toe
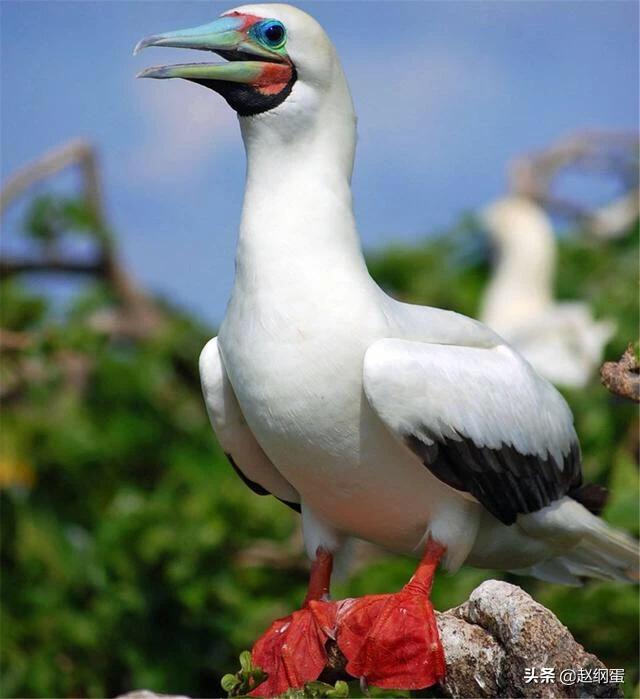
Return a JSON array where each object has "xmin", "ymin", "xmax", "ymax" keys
[
  {"xmin": 335, "ymin": 589, "xmax": 445, "ymax": 690},
  {"xmin": 249, "ymin": 601, "xmax": 337, "ymax": 697}
]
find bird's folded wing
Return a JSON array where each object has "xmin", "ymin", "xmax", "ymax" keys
[
  {"xmin": 199, "ymin": 337, "xmax": 300, "ymax": 510},
  {"xmin": 363, "ymin": 338, "xmax": 582, "ymax": 525}
]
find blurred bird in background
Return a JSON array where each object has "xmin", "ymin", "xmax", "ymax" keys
[{"xmin": 480, "ymin": 196, "xmax": 616, "ymax": 388}]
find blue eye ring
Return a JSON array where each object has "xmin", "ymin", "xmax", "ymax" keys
[{"xmin": 255, "ymin": 20, "xmax": 287, "ymax": 50}]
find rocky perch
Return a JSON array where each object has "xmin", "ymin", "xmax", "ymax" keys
[
  {"xmin": 118, "ymin": 580, "xmax": 624, "ymax": 698},
  {"xmin": 434, "ymin": 580, "xmax": 622, "ymax": 698}
]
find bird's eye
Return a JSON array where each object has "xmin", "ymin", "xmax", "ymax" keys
[{"xmin": 257, "ymin": 20, "xmax": 286, "ymax": 49}]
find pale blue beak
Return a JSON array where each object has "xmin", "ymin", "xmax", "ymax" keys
[
  {"xmin": 134, "ymin": 16, "xmax": 246, "ymax": 56},
  {"xmin": 134, "ymin": 14, "xmax": 283, "ymax": 81}
]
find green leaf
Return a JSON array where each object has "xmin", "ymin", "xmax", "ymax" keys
[
  {"xmin": 221, "ymin": 674, "xmax": 240, "ymax": 694},
  {"xmin": 327, "ymin": 680, "xmax": 349, "ymax": 697},
  {"xmin": 239, "ymin": 650, "xmax": 254, "ymax": 673}
]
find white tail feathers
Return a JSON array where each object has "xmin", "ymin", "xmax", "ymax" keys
[
  {"xmin": 517, "ymin": 498, "xmax": 639, "ymax": 585},
  {"xmin": 562, "ymin": 516, "xmax": 640, "ymax": 583}
]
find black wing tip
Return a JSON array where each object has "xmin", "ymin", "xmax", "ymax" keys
[
  {"xmin": 225, "ymin": 453, "xmax": 301, "ymax": 514},
  {"xmin": 226, "ymin": 453, "xmax": 270, "ymax": 496},
  {"xmin": 569, "ymin": 482, "xmax": 609, "ymax": 516},
  {"xmin": 405, "ymin": 432, "xmax": 584, "ymax": 526},
  {"xmin": 276, "ymin": 498, "xmax": 302, "ymax": 513}
]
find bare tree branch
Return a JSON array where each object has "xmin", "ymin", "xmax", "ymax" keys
[
  {"xmin": 0, "ymin": 257, "xmax": 105, "ymax": 278},
  {"xmin": 0, "ymin": 328, "xmax": 33, "ymax": 351},
  {"xmin": 601, "ymin": 344, "xmax": 640, "ymax": 403},
  {"xmin": 509, "ymin": 131, "xmax": 639, "ymax": 238},
  {"xmin": 588, "ymin": 190, "xmax": 640, "ymax": 240},
  {"xmin": 1, "ymin": 139, "xmax": 165, "ymax": 337},
  {"xmin": 0, "ymin": 139, "xmax": 98, "ymax": 215}
]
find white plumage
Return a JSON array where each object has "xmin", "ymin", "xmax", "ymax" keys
[
  {"xmin": 196, "ymin": 5, "xmax": 636, "ymax": 585},
  {"xmin": 480, "ymin": 196, "xmax": 615, "ymax": 388},
  {"xmin": 200, "ymin": 337, "xmax": 300, "ymax": 507},
  {"xmin": 138, "ymin": 3, "xmax": 637, "ymax": 587},
  {"xmin": 363, "ymin": 338, "xmax": 575, "ymax": 462}
]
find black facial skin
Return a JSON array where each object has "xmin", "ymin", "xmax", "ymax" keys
[{"xmin": 190, "ymin": 65, "xmax": 297, "ymax": 117}]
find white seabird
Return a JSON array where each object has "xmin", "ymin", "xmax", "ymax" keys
[
  {"xmin": 136, "ymin": 5, "xmax": 638, "ymax": 695},
  {"xmin": 480, "ymin": 196, "xmax": 615, "ymax": 388}
]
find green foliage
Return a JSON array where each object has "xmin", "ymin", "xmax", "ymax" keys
[
  {"xmin": 281, "ymin": 680, "xmax": 350, "ymax": 699},
  {"xmin": 1, "ymin": 195, "xmax": 638, "ymax": 698},
  {"xmin": 220, "ymin": 651, "xmax": 349, "ymax": 698},
  {"xmin": 24, "ymin": 195, "xmax": 106, "ymax": 243},
  {"xmin": 1, "ymin": 196, "xmax": 307, "ymax": 698},
  {"xmin": 0, "ymin": 280, "xmax": 48, "ymax": 330},
  {"xmin": 221, "ymin": 651, "xmax": 268, "ymax": 696}
]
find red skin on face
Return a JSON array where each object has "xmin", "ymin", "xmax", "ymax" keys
[
  {"xmin": 224, "ymin": 11, "xmax": 263, "ymax": 31},
  {"xmin": 254, "ymin": 63, "xmax": 292, "ymax": 95}
]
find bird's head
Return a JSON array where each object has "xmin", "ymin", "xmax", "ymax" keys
[
  {"xmin": 135, "ymin": 3, "xmax": 343, "ymax": 119},
  {"xmin": 481, "ymin": 197, "xmax": 554, "ymax": 246}
]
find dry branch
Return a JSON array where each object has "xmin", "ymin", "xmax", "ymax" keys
[
  {"xmin": 0, "ymin": 257, "xmax": 106, "ymax": 278},
  {"xmin": 117, "ymin": 581, "xmax": 624, "ymax": 699},
  {"xmin": 601, "ymin": 344, "xmax": 640, "ymax": 403},
  {"xmin": 1, "ymin": 139, "xmax": 165, "ymax": 338},
  {"xmin": 0, "ymin": 328, "xmax": 33, "ymax": 351},
  {"xmin": 0, "ymin": 140, "xmax": 171, "ymax": 405},
  {"xmin": 0, "ymin": 139, "xmax": 101, "ymax": 216},
  {"xmin": 509, "ymin": 131, "xmax": 639, "ymax": 237}
]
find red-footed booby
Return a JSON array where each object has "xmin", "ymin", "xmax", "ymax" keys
[
  {"xmin": 480, "ymin": 197, "xmax": 615, "ymax": 388},
  {"xmin": 135, "ymin": 6, "xmax": 639, "ymax": 695}
]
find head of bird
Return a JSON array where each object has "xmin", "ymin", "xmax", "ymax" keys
[
  {"xmin": 481, "ymin": 197, "xmax": 556, "ymax": 248},
  {"xmin": 135, "ymin": 4, "xmax": 355, "ymax": 145}
]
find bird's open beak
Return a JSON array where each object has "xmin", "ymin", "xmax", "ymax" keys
[{"xmin": 134, "ymin": 14, "xmax": 288, "ymax": 85}]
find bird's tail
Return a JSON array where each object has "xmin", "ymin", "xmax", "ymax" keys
[
  {"xmin": 518, "ymin": 498, "xmax": 639, "ymax": 585},
  {"xmin": 550, "ymin": 520, "xmax": 638, "ymax": 584}
]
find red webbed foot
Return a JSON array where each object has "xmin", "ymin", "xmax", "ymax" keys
[
  {"xmin": 249, "ymin": 600, "xmax": 336, "ymax": 696},
  {"xmin": 249, "ymin": 549, "xmax": 336, "ymax": 697},
  {"xmin": 335, "ymin": 588, "xmax": 443, "ymax": 689},
  {"xmin": 335, "ymin": 538, "xmax": 446, "ymax": 690}
]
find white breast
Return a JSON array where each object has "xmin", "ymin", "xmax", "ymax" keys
[{"xmin": 219, "ymin": 299, "xmax": 469, "ymax": 557}]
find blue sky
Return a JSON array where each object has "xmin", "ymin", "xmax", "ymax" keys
[{"xmin": 1, "ymin": 1, "xmax": 638, "ymax": 325}]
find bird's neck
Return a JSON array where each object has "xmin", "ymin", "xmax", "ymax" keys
[
  {"xmin": 233, "ymin": 74, "xmax": 372, "ymax": 297},
  {"xmin": 482, "ymin": 222, "xmax": 556, "ymax": 324},
  {"xmin": 495, "ymin": 221, "xmax": 556, "ymax": 293}
]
